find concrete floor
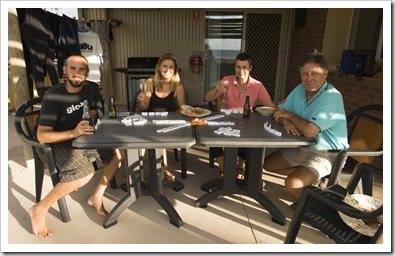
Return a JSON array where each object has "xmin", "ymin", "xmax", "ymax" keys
[{"xmin": 5, "ymin": 112, "xmax": 386, "ymax": 253}]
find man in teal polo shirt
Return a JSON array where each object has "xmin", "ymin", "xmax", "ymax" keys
[{"xmin": 263, "ymin": 53, "xmax": 348, "ymax": 199}]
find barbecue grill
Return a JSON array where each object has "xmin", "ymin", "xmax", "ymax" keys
[{"xmin": 114, "ymin": 57, "xmax": 159, "ymax": 110}]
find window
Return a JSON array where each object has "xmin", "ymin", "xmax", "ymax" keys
[
  {"xmin": 349, "ymin": 8, "xmax": 383, "ymax": 67},
  {"xmin": 204, "ymin": 12, "xmax": 243, "ymax": 93}
]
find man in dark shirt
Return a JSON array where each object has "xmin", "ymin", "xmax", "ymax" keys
[{"xmin": 32, "ymin": 54, "xmax": 124, "ymax": 239}]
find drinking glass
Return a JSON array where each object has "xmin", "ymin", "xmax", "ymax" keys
[
  {"xmin": 221, "ymin": 80, "xmax": 229, "ymax": 92},
  {"xmin": 140, "ymin": 79, "xmax": 146, "ymax": 93},
  {"xmin": 222, "ymin": 80, "xmax": 229, "ymax": 87}
]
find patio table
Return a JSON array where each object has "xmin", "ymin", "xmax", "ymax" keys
[
  {"xmin": 195, "ymin": 111, "xmax": 315, "ymax": 225},
  {"xmin": 73, "ymin": 112, "xmax": 196, "ymax": 228}
]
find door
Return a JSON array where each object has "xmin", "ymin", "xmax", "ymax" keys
[{"xmin": 204, "ymin": 9, "xmax": 292, "ymax": 103}]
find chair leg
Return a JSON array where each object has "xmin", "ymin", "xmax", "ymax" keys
[
  {"xmin": 110, "ymin": 177, "xmax": 118, "ymax": 189},
  {"xmin": 92, "ymin": 160, "xmax": 99, "ymax": 171},
  {"xmin": 284, "ymin": 190, "xmax": 313, "ymax": 244},
  {"xmin": 49, "ymin": 173, "xmax": 71, "ymax": 223},
  {"xmin": 35, "ymin": 161, "xmax": 45, "ymax": 203},
  {"xmin": 361, "ymin": 172, "xmax": 374, "ymax": 195},
  {"xmin": 181, "ymin": 148, "xmax": 187, "ymax": 179},
  {"xmin": 57, "ymin": 197, "xmax": 71, "ymax": 223},
  {"xmin": 49, "ymin": 169, "xmax": 71, "ymax": 223}
]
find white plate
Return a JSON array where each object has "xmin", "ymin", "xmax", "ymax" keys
[
  {"xmin": 180, "ymin": 105, "xmax": 212, "ymax": 117},
  {"xmin": 255, "ymin": 106, "xmax": 277, "ymax": 116},
  {"xmin": 338, "ymin": 194, "xmax": 383, "ymax": 237}
]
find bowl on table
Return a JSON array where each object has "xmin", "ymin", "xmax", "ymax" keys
[
  {"xmin": 255, "ymin": 106, "xmax": 277, "ymax": 116},
  {"xmin": 181, "ymin": 105, "xmax": 212, "ymax": 118}
]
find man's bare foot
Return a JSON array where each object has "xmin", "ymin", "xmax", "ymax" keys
[
  {"xmin": 87, "ymin": 197, "xmax": 108, "ymax": 217},
  {"xmin": 29, "ymin": 206, "xmax": 53, "ymax": 239}
]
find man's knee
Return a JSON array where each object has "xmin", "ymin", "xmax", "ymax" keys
[
  {"xmin": 285, "ymin": 167, "xmax": 318, "ymax": 190},
  {"xmin": 284, "ymin": 175, "xmax": 303, "ymax": 190}
]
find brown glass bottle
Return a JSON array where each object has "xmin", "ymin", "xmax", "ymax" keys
[
  {"xmin": 243, "ymin": 96, "xmax": 250, "ymax": 118},
  {"xmin": 82, "ymin": 100, "xmax": 95, "ymax": 133}
]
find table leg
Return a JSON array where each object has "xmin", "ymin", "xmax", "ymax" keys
[
  {"xmin": 200, "ymin": 179, "xmax": 222, "ymax": 193},
  {"xmin": 245, "ymin": 148, "xmax": 285, "ymax": 226},
  {"xmin": 103, "ymin": 149, "xmax": 143, "ymax": 229},
  {"xmin": 162, "ymin": 149, "xmax": 184, "ymax": 191},
  {"xmin": 196, "ymin": 148, "xmax": 239, "ymax": 207},
  {"xmin": 180, "ymin": 148, "xmax": 187, "ymax": 179},
  {"xmin": 148, "ymin": 149, "xmax": 183, "ymax": 228}
]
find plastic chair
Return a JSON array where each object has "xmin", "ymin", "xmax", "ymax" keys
[
  {"xmin": 14, "ymin": 97, "xmax": 71, "ymax": 222},
  {"xmin": 14, "ymin": 97, "xmax": 117, "ymax": 223},
  {"xmin": 323, "ymin": 104, "xmax": 383, "ymax": 194},
  {"xmin": 284, "ymin": 162, "xmax": 383, "ymax": 244}
]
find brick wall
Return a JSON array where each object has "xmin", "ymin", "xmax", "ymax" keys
[
  {"xmin": 286, "ymin": 8, "xmax": 383, "ymax": 116},
  {"xmin": 286, "ymin": 8, "xmax": 327, "ymax": 96},
  {"xmin": 327, "ymin": 72, "xmax": 383, "ymax": 116}
]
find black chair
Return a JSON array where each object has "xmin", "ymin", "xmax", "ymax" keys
[
  {"xmin": 131, "ymin": 90, "xmax": 188, "ymax": 179},
  {"xmin": 284, "ymin": 162, "xmax": 383, "ymax": 244},
  {"xmin": 14, "ymin": 97, "xmax": 117, "ymax": 223},
  {"xmin": 322, "ymin": 104, "xmax": 383, "ymax": 194},
  {"xmin": 14, "ymin": 97, "xmax": 71, "ymax": 222}
]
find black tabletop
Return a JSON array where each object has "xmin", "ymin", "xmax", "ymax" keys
[
  {"xmin": 73, "ymin": 112, "xmax": 196, "ymax": 149},
  {"xmin": 196, "ymin": 111, "xmax": 315, "ymax": 148}
]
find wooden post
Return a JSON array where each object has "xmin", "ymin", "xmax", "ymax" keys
[{"xmin": 8, "ymin": 8, "xmax": 34, "ymax": 167}]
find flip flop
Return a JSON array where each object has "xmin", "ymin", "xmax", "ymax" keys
[
  {"xmin": 164, "ymin": 169, "xmax": 176, "ymax": 182},
  {"xmin": 236, "ymin": 168, "xmax": 245, "ymax": 180}
]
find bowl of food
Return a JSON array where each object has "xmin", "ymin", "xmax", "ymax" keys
[
  {"xmin": 181, "ymin": 105, "xmax": 212, "ymax": 117},
  {"xmin": 255, "ymin": 106, "xmax": 277, "ymax": 116}
]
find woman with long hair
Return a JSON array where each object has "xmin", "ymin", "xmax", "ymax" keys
[{"xmin": 137, "ymin": 53, "xmax": 186, "ymax": 181}]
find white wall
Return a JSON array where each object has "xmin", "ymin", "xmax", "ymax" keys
[{"xmin": 322, "ymin": 9, "xmax": 354, "ymax": 71}]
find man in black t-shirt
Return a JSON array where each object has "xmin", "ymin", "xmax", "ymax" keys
[{"xmin": 31, "ymin": 54, "xmax": 125, "ymax": 239}]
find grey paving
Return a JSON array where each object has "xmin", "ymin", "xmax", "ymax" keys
[{"xmin": 6, "ymin": 112, "xmax": 383, "ymax": 252}]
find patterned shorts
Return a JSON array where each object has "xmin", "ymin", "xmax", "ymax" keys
[{"xmin": 36, "ymin": 142, "xmax": 114, "ymax": 183}]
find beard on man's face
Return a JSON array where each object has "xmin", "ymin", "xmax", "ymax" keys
[{"xmin": 67, "ymin": 75, "xmax": 85, "ymax": 88}]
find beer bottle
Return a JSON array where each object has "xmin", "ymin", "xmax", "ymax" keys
[
  {"xmin": 82, "ymin": 100, "xmax": 95, "ymax": 132},
  {"xmin": 243, "ymin": 95, "xmax": 250, "ymax": 118},
  {"xmin": 108, "ymin": 96, "xmax": 117, "ymax": 118}
]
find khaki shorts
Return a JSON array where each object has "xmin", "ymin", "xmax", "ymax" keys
[
  {"xmin": 280, "ymin": 147, "xmax": 338, "ymax": 179},
  {"xmin": 36, "ymin": 141, "xmax": 114, "ymax": 183}
]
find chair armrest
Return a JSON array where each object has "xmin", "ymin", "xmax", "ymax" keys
[
  {"xmin": 18, "ymin": 135, "xmax": 43, "ymax": 148},
  {"xmin": 41, "ymin": 144, "xmax": 57, "ymax": 176},
  {"xmin": 327, "ymin": 149, "xmax": 383, "ymax": 187},
  {"xmin": 346, "ymin": 162, "xmax": 383, "ymax": 193},
  {"xmin": 13, "ymin": 114, "xmax": 42, "ymax": 148},
  {"xmin": 300, "ymin": 185, "xmax": 383, "ymax": 220}
]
